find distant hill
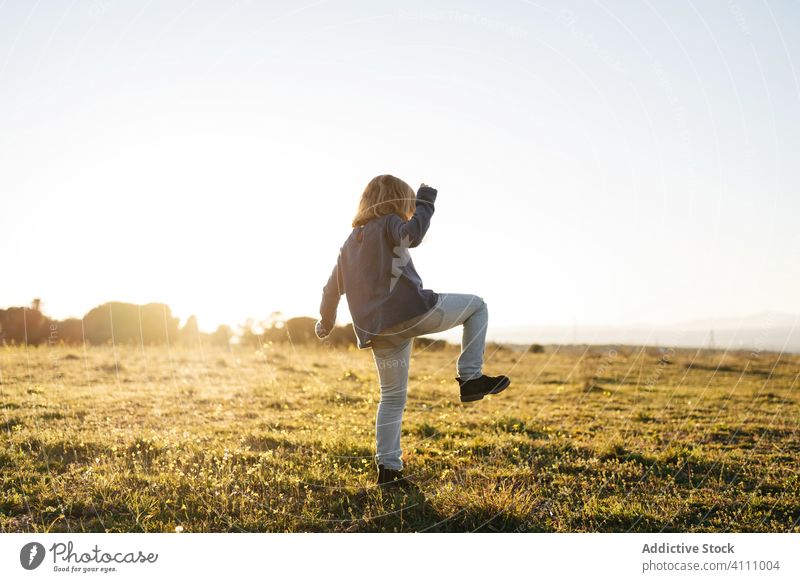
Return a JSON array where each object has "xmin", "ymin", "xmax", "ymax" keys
[{"xmin": 485, "ymin": 312, "xmax": 800, "ymax": 354}]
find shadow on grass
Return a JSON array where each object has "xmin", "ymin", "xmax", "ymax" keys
[{"xmin": 304, "ymin": 479, "xmax": 445, "ymax": 532}]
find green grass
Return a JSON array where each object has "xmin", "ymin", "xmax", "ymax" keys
[{"xmin": 1, "ymin": 342, "xmax": 798, "ymax": 532}]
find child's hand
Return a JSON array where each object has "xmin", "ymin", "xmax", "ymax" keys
[{"xmin": 315, "ymin": 320, "xmax": 331, "ymax": 339}]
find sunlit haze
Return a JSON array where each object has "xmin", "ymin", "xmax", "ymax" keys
[{"xmin": 2, "ymin": 1, "xmax": 799, "ymax": 335}]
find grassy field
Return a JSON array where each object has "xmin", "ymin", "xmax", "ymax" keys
[{"xmin": 1, "ymin": 340, "xmax": 798, "ymax": 532}]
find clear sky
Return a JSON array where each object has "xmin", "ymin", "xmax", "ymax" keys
[{"xmin": 1, "ymin": 0, "xmax": 798, "ymax": 332}]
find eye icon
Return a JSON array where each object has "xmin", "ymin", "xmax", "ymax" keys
[{"xmin": 20, "ymin": 542, "xmax": 46, "ymax": 570}]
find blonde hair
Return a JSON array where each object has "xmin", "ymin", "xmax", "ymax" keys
[{"xmin": 352, "ymin": 174, "xmax": 415, "ymax": 227}]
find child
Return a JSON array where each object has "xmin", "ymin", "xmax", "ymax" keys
[{"xmin": 315, "ymin": 174, "xmax": 510, "ymax": 488}]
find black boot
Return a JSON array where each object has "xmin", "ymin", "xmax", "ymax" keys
[
  {"xmin": 456, "ymin": 374, "xmax": 510, "ymax": 402},
  {"xmin": 377, "ymin": 465, "xmax": 413, "ymax": 490}
]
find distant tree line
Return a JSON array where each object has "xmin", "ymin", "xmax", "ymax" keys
[
  {"xmin": 0, "ymin": 299, "xmax": 357, "ymax": 348},
  {"xmin": 239, "ymin": 316, "xmax": 356, "ymax": 348}
]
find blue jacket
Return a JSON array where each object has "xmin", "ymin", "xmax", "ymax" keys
[{"xmin": 319, "ymin": 186, "xmax": 439, "ymax": 349}]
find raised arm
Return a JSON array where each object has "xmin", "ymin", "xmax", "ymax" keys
[
  {"xmin": 385, "ymin": 184, "xmax": 438, "ymax": 248},
  {"xmin": 317, "ymin": 259, "xmax": 344, "ymax": 337}
]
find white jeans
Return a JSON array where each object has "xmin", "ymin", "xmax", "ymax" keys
[{"xmin": 370, "ymin": 293, "xmax": 488, "ymax": 470}]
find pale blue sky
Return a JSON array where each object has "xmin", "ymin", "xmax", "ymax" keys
[{"xmin": 1, "ymin": 0, "xmax": 798, "ymax": 332}]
